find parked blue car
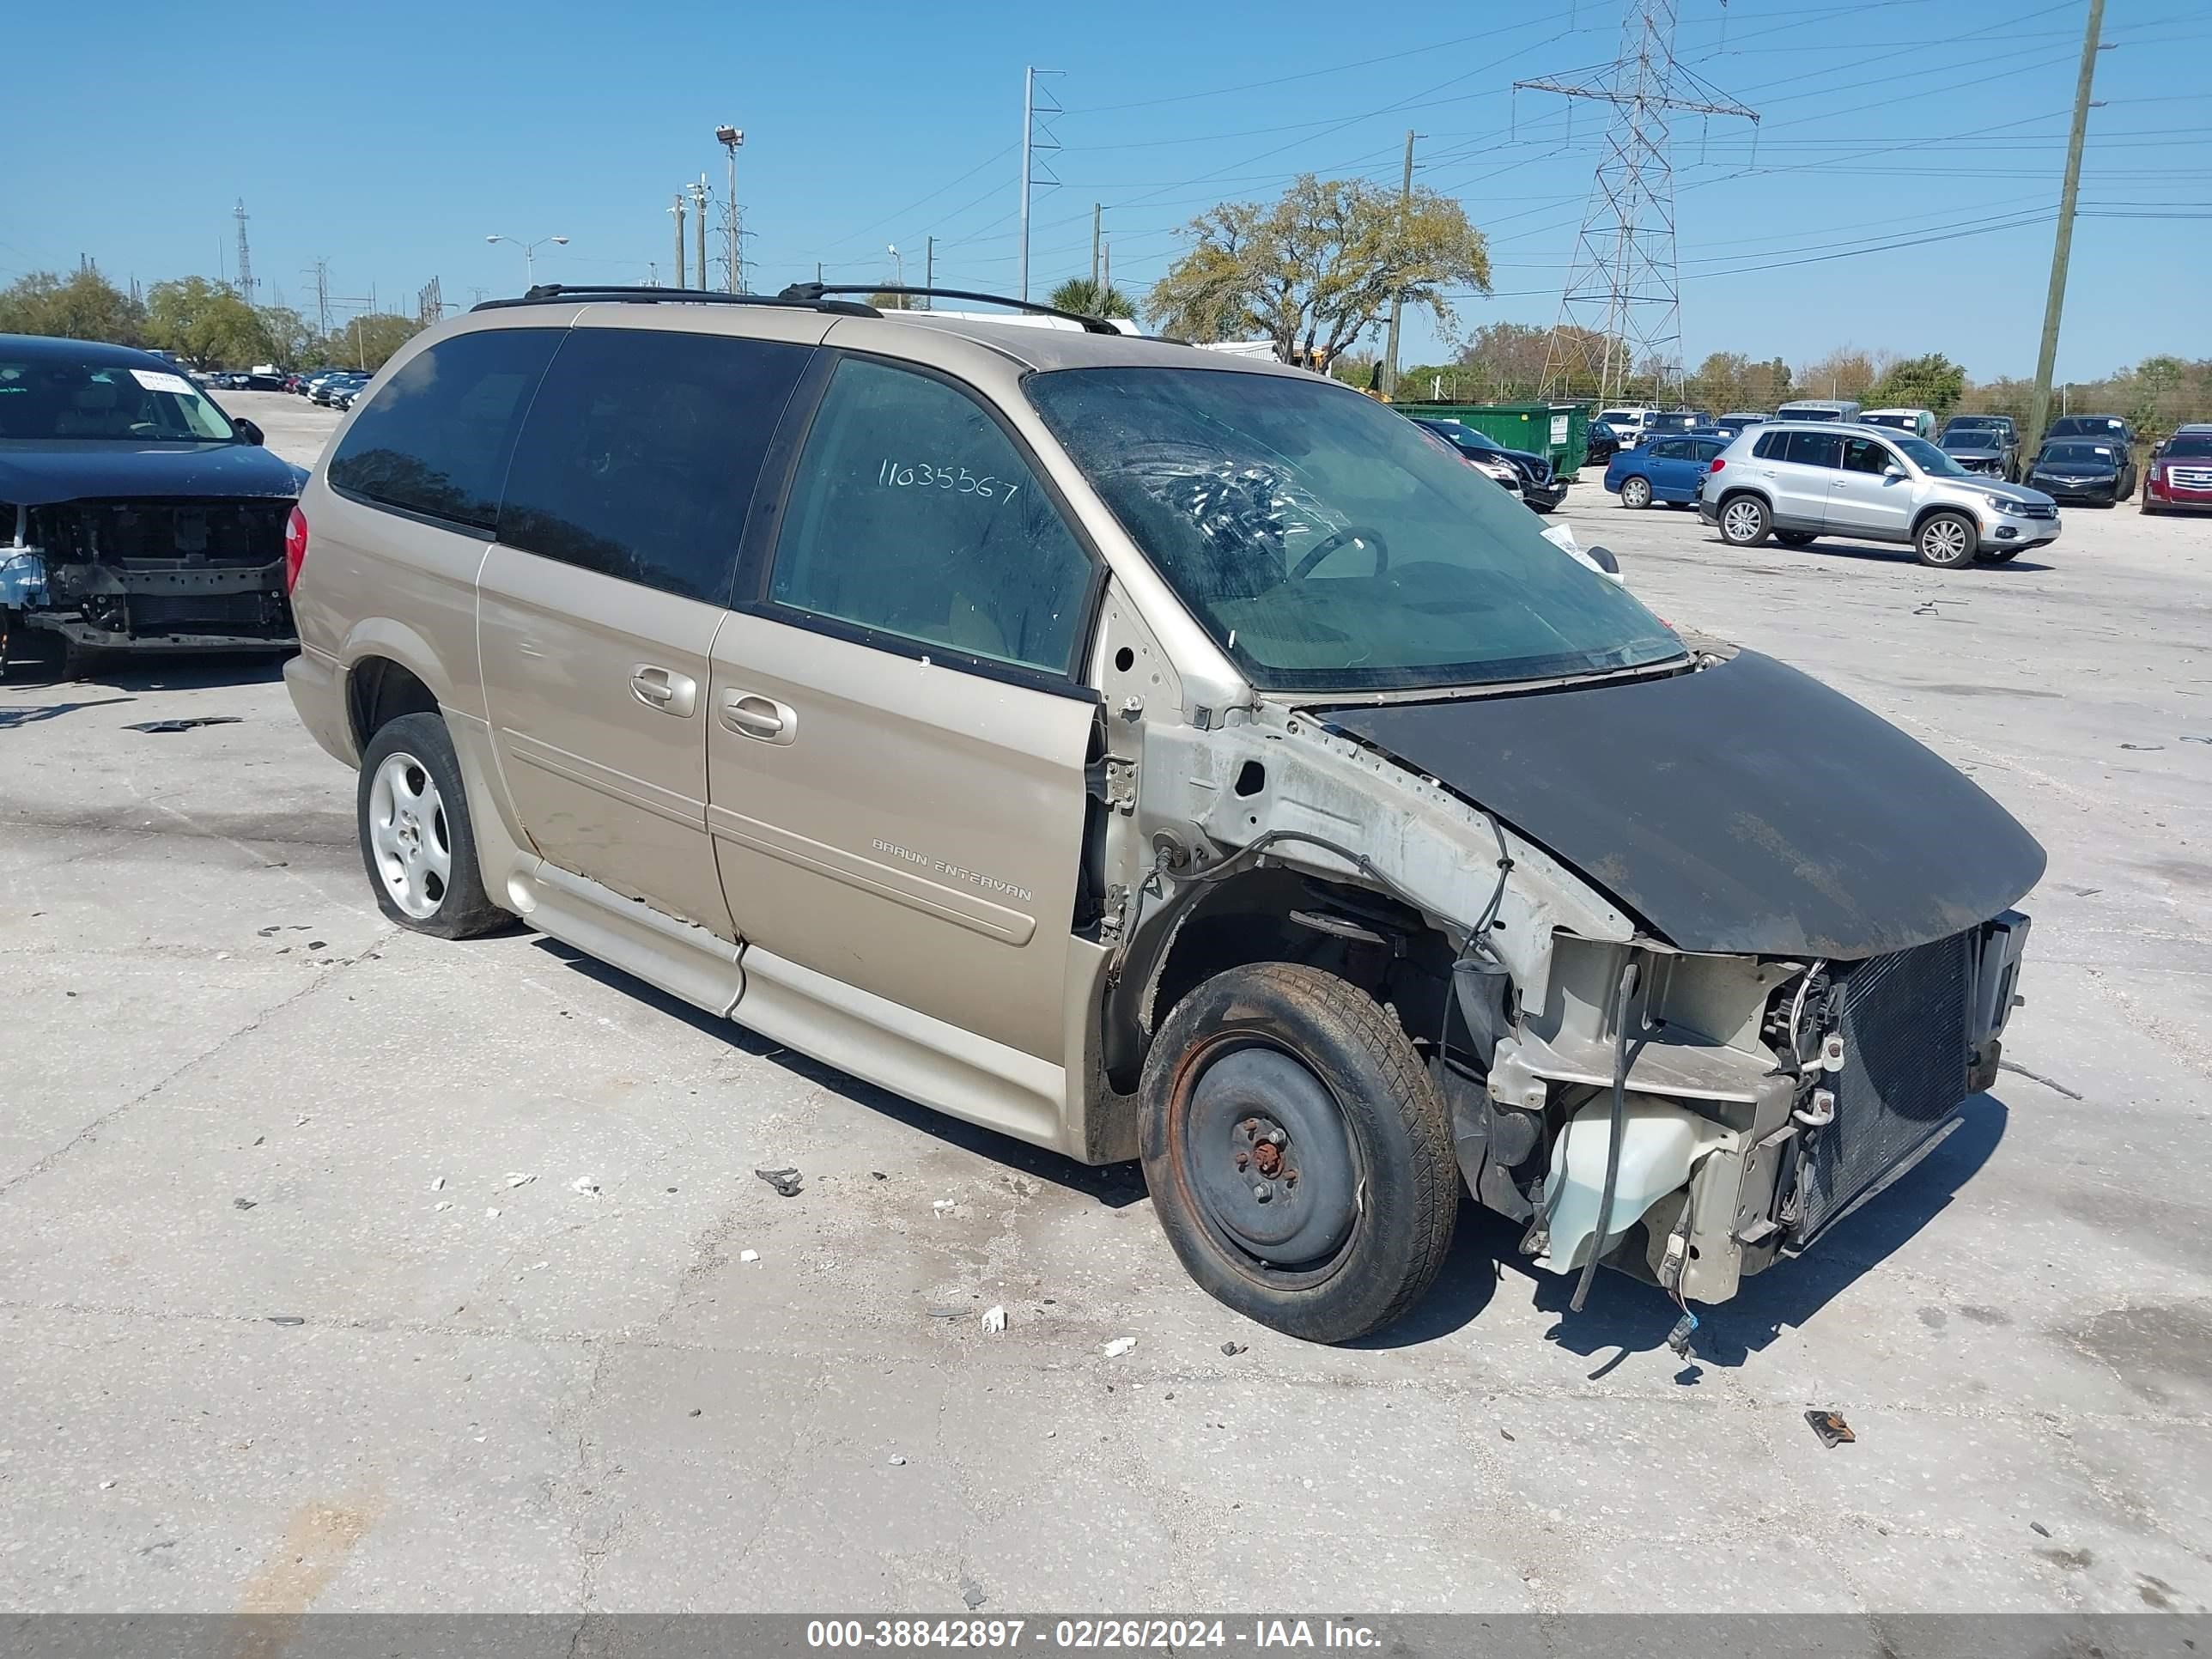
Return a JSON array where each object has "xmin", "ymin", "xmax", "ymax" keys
[{"xmin": 1604, "ymin": 434, "xmax": 1729, "ymax": 508}]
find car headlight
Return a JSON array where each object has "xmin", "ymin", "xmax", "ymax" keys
[{"xmin": 1979, "ymin": 491, "xmax": 2023, "ymax": 514}]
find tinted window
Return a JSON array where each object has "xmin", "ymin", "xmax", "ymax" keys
[
  {"xmin": 1692, "ymin": 439, "xmax": 1727, "ymax": 461},
  {"xmin": 327, "ymin": 329, "xmax": 558, "ymax": 531},
  {"xmin": 1784, "ymin": 430, "xmax": 1844, "ymax": 469},
  {"xmin": 2162, "ymin": 434, "xmax": 2212, "ymax": 459},
  {"xmin": 769, "ymin": 357, "xmax": 1091, "ymax": 674},
  {"xmin": 499, "ymin": 329, "xmax": 809, "ymax": 604},
  {"xmin": 1753, "ymin": 429, "xmax": 1786, "ymax": 460},
  {"xmin": 1646, "ymin": 439, "xmax": 1685, "ymax": 459},
  {"xmin": 1842, "ymin": 436, "xmax": 1893, "ymax": 475}
]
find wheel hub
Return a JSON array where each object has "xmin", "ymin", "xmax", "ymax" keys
[{"xmin": 1182, "ymin": 1048, "xmax": 1358, "ymax": 1269}]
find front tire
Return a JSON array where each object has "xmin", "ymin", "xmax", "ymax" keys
[
  {"xmin": 1619, "ymin": 476, "xmax": 1653, "ymax": 509},
  {"xmin": 1916, "ymin": 510, "xmax": 1978, "ymax": 568},
  {"xmin": 1975, "ymin": 545, "xmax": 2023, "ymax": 562},
  {"xmin": 1775, "ymin": 530, "xmax": 1818, "ymax": 548},
  {"xmin": 1717, "ymin": 493, "xmax": 1771, "ymax": 546},
  {"xmin": 356, "ymin": 711, "xmax": 508, "ymax": 939},
  {"xmin": 1139, "ymin": 963, "xmax": 1456, "ymax": 1344}
]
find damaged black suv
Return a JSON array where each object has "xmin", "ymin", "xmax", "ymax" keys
[{"xmin": 0, "ymin": 334, "xmax": 305, "ymax": 677}]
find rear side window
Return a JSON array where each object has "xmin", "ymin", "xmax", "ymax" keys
[
  {"xmin": 1692, "ymin": 439, "xmax": 1726, "ymax": 461},
  {"xmin": 1784, "ymin": 430, "xmax": 1844, "ymax": 469},
  {"xmin": 326, "ymin": 329, "xmax": 558, "ymax": 532},
  {"xmin": 767, "ymin": 357, "xmax": 1092, "ymax": 676},
  {"xmin": 1753, "ymin": 429, "xmax": 1785, "ymax": 460},
  {"xmin": 1646, "ymin": 439, "xmax": 1684, "ymax": 459},
  {"xmin": 498, "ymin": 329, "xmax": 811, "ymax": 605}
]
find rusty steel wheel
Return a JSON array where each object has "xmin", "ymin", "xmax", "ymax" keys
[{"xmin": 1139, "ymin": 962, "xmax": 1457, "ymax": 1344}]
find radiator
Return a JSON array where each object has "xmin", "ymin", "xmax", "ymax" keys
[{"xmin": 1793, "ymin": 931, "xmax": 1975, "ymax": 1241}]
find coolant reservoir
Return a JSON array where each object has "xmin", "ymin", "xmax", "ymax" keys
[{"xmin": 1542, "ymin": 1094, "xmax": 1728, "ymax": 1273}]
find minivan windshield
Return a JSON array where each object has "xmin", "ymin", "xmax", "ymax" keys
[
  {"xmin": 1026, "ymin": 367, "xmax": 1683, "ymax": 692},
  {"xmin": 0, "ymin": 357, "xmax": 238, "ymax": 442}
]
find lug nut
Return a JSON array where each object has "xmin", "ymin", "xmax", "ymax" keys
[
  {"xmin": 1263, "ymin": 1128, "xmax": 1286, "ymax": 1146},
  {"xmin": 1251, "ymin": 1182, "xmax": 1273, "ymax": 1203},
  {"xmin": 1234, "ymin": 1152, "xmax": 1249, "ymax": 1170}
]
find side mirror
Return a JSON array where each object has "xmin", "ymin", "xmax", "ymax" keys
[
  {"xmin": 234, "ymin": 417, "xmax": 264, "ymax": 447},
  {"xmin": 1585, "ymin": 544, "xmax": 1620, "ymax": 574},
  {"xmin": 1883, "ymin": 464, "xmax": 1906, "ymax": 482}
]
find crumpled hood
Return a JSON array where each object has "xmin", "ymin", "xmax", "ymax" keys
[
  {"xmin": 0, "ymin": 439, "xmax": 301, "ymax": 507},
  {"xmin": 1321, "ymin": 648, "xmax": 2045, "ymax": 960}
]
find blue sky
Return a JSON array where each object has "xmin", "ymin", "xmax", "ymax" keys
[{"xmin": 6, "ymin": 0, "xmax": 2205, "ymax": 381}]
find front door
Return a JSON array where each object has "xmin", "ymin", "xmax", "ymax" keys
[
  {"xmin": 477, "ymin": 324, "xmax": 816, "ymax": 935},
  {"xmin": 707, "ymin": 354, "xmax": 1099, "ymax": 1089},
  {"xmin": 1826, "ymin": 434, "xmax": 1915, "ymax": 538}
]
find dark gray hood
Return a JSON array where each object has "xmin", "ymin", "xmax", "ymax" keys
[{"xmin": 1322, "ymin": 649, "xmax": 2045, "ymax": 960}]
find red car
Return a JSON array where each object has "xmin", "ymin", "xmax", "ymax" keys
[{"xmin": 2143, "ymin": 426, "xmax": 2212, "ymax": 514}]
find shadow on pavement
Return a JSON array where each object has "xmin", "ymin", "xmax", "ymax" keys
[
  {"xmin": 529, "ymin": 934, "xmax": 1151, "ymax": 1211},
  {"xmin": 0, "ymin": 696, "xmax": 137, "ymax": 728}
]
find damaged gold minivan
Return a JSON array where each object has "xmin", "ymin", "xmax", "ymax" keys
[{"xmin": 283, "ymin": 285, "xmax": 2041, "ymax": 1345}]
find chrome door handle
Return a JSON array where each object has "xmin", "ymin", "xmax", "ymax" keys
[
  {"xmin": 721, "ymin": 690, "xmax": 797, "ymax": 744},
  {"xmin": 630, "ymin": 664, "xmax": 698, "ymax": 717}
]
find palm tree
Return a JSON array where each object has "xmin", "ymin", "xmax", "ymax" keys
[{"xmin": 1048, "ymin": 277, "xmax": 1136, "ymax": 319}]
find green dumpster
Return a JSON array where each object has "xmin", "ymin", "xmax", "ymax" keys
[{"xmin": 1398, "ymin": 401, "xmax": 1592, "ymax": 474}]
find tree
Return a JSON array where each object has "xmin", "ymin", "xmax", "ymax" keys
[
  {"xmin": 1869, "ymin": 351, "xmax": 1966, "ymax": 416},
  {"xmin": 256, "ymin": 306, "xmax": 318, "ymax": 369},
  {"xmin": 0, "ymin": 268, "xmax": 145, "ymax": 345},
  {"xmin": 144, "ymin": 276, "xmax": 276, "ymax": 368},
  {"xmin": 1453, "ymin": 322, "xmax": 1552, "ymax": 400},
  {"xmin": 1147, "ymin": 173, "xmax": 1491, "ymax": 372},
  {"xmin": 1048, "ymin": 277, "xmax": 1137, "ymax": 319},
  {"xmin": 867, "ymin": 290, "xmax": 913, "ymax": 311},
  {"xmin": 325, "ymin": 313, "xmax": 422, "ymax": 372},
  {"xmin": 1797, "ymin": 347, "xmax": 1895, "ymax": 404}
]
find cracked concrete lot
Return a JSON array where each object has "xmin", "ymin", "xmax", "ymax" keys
[{"xmin": 2, "ymin": 392, "xmax": 2209, "ymax": 1616}]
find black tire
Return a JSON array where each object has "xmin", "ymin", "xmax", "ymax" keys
[
  {"xmin": 1775, "ymin": 530, "xmax": 1818, "ymax": 548},
  {"xmin": 1716, "ymin": 492, "xmax": 1771, "ymax": 547},
  {"xmin": 1619, "ymin": 475, "xmax": 1653, "ymax": 509},
  {"xmin": 356, "ymin": 710, "xmax": 508, "ymax": 939},
  {"xmin": 1915, "ymin": 509, "xmax": 1978, "ymax": 568},
  {"xmin": 1975, "ymin": 545, "xmax": 2023, "ymax": 562},
  {"xmin": 1139, "ymin": 962, "xmax": 1456, "ymax": 1344},
  {"xmin": 0, "ymin": 614, "xmax": 87, "ymax": 684}
]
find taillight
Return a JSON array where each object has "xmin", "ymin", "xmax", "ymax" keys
[
  {"xmin": 284, "ymin": 505, "xmax": 309, "ymax": 592},
  {"xmin": 1710, "ymin": 458, "xmax": 1726, "ymax": 472}
]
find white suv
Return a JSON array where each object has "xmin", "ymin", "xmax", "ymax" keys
[{"xmin": 1699, "ymin": 422, "xmax": 2062, "ymax": 568}]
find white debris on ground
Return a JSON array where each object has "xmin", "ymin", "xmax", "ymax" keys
[
  {"xmin": 569, "ymin": 1176, "xmax": 600, "ymax": 1197},
  {"xmin": 981, "ymin": 1305, "xmax": 1006, "ymax": 1333},
  {"xmin": 738, "ymin": 1249, "xmax": 760, "ymax": 1263},
  {"xmin": 1103, "ymin": 1336, "xmax": 1136, "ymax": 1358}
]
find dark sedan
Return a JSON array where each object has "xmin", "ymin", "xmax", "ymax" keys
[
  {"xmin": 0, "ymin": 334, "xmax": 304, "ymax": 676},
  {"xmin": 1413, "ymin": 417, "xmax": 1570, "ymax": 512},
  {"xmin": 2027, "ymin": 438, "xmax": 2133, "ymax": 507},
  {"xmin": 1937, "ymin": 422, "xmax": 2019, "ymax": 482},
  {"xmin": 1583, "ymin": 419, "xmax": 1621, "ymax": 465}
]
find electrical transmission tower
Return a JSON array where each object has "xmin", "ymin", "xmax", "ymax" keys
[
  {"xmin": 1017, "ymin": 66, "xmax": 1063, "ymax": 301},
  {"xmin": 233, "ymin": 199, "xmax": 256, "ymax": 301},
  {"xmin": 417, "ymin": 276, "xmax": 443, "ymax": 325},
  {"xmin": 1517, "ymin": 0, "xmax": 1756, "ymax": 404}
]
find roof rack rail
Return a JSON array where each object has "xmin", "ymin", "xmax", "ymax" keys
[
  {"xmin": 776, "ymin": 283, "xmax": 1124, "ymax": 337},
  {"xmin": 471, "ymin": 283, "xmax": 881, "ymax": 317}
]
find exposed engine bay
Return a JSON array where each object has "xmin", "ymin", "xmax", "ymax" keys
[
  {"xmin": 1097, "ymin": 631, "xmax": 2039, "ymax": 1328},
  {"xmin": 2, "ymin": 497, "xmax": 295, "ymax": 659}
]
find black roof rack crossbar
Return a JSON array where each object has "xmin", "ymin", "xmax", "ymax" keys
[
  {"xmin": 471, "ymin": 283, "xmax": 881, "ymax": 317},
  {"xmin": 777, "ymin": 283, "xmax": 1124, "ymax": 337}
]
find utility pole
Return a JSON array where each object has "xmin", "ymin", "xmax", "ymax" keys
[
  {"xmin": 1382, "ymin": 131, "xmax": 1418, "ymax": 399},
  {"xmin": 1090, "ymin": 202, "xmax": 1102, "ymax": 298},
  {"xmin": 716, "ymin": 125, "xmax": 744, "ymax": 293},
  {"xmin": 923, "ymin": 236, "xmax": 934, "ymax": 309},
  {"xmin": 690, "ymin": 178, "xmax": 710, "ymax": 295},
  {"xmin": 1100, "ymin": 241, "xmax": 1112, "ymax": 320},
  {"xmin": 671, "ymin": 193, "xmax": 687, "ymax": 289},
  {"xmin": 1018, "ymin": 66, "xmax": 1063, "ymax": 301},
  {"xmin": 1519, "ymin": 0, "xmax": 1758, "ymax": 404},
  {"xmin": 2029, "ymin": 0, "xmax": 2108, "ymax": 448},
  {"xmin": 302, "ymin": 258, "xmax": 331, "ymax": 338}
]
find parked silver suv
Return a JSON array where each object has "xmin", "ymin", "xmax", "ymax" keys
[{"xmin": 1700, "ymin": 422, "xmax": 2061, "ymax": 568}]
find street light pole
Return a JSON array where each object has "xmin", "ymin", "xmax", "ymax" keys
[
  {"xmin": 715, "ymin": 125, "xmax": 744, "ymax": 294},
  {"xmin": 486, "ymin": 234, "xmax": 568, "ymax": 286}
]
